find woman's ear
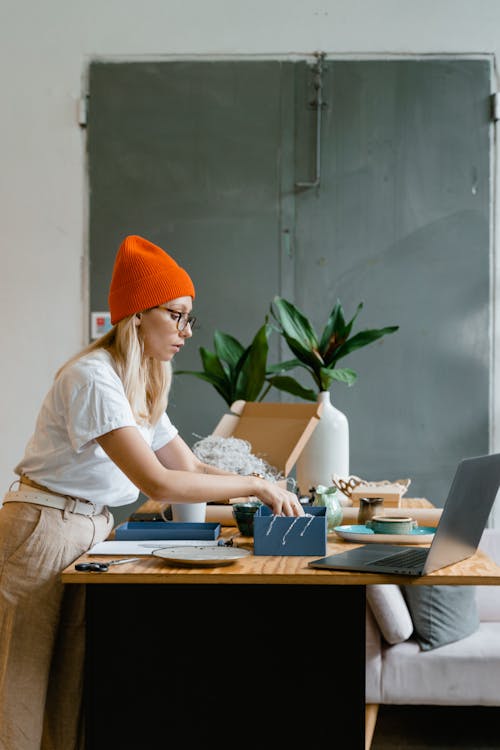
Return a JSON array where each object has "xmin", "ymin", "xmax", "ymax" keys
[{"xmin": 134, "ymin": 312, "xmax": 142, "ymax": 327}]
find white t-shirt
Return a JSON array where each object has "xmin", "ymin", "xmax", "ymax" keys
[{"xmin": 15, "ymin": 350, "xmax": 178, "ymax": 506}]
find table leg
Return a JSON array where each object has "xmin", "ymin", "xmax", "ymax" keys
[{"xmin": 84, "ymin": 583, "xmax": 365, "ymax": 748}]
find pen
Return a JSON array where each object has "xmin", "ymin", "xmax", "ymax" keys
[{"xmin": 105, "ymin": 557, "xmax": 142, "ymax": 566}]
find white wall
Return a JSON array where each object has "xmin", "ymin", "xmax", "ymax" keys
[{"xmin": 1, "ymin": 0, "xmax": 500, "ymax": 513}]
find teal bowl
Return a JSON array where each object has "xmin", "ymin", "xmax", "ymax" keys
[{"xmin": 232, "ymin": 500, "xmax": 262, "ymax": 537}]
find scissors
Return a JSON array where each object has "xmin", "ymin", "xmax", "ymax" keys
[{"xmin": 74, "ymin": 557, "xmax": 141, "ymax": 572}]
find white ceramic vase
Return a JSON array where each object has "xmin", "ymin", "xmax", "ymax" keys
[{"xmin": 296, "ymin": 391, "xmax": 349, "ymax": 496}]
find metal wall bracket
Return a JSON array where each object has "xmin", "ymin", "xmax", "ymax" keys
[
  {"xmin": 295, "ymin": 52, "xmax": 326, "ymax": 190},
  {"xmin": 78, "ymin": 95, "xmax": 88, "ymax": 128},
  {"xmin": 490, "ymin": 92, "xmax": 500, "ymax": 122}
]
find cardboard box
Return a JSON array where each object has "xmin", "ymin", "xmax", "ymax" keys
[
  {"xmin": 350, "ymin": 483, "xmax": 403, "ymax": 508},
  {"xmin": 210, "ymin": 399, "xmax": 321, "ymax": 502},
  {"xmin": 253, "ymin": 505, "xmax": 327, "ymax": 556}
]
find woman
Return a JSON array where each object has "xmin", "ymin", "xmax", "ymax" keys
[{"xmin": 0, "ymin": 234, "xmax": 303, "ymax": 750}]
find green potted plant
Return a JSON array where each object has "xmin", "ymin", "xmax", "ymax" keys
[
  {"xmin": 174, "ymin": 321, "xmax": 275, "ymax": 407},
  {"xmin": 268, "ymin": 295, "xmax": 399, "ymax": 495}
]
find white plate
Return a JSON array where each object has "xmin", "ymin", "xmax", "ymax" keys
[
  {"xmin": 152, "ymin": 545, "xmax": 251, "ymax": 567},
  {"xmin": 333, "ymin": 524, "xmax": 437, "ymax": 544}
]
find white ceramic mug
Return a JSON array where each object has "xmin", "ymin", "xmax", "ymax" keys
[{"xmin": 171, "ymin": 502, "xmax": 207, "ymax": 523}]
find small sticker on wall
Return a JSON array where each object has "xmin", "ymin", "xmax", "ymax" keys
[{"xmin": 91, "ymin": 312, "xmax": 112, "ymax": 340}]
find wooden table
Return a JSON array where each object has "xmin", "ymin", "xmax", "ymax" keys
[{"xmin": 62, "ymin": 499, "xmax": 500, "ymax": 750}]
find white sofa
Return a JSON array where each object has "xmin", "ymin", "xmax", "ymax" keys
[{"xmin": 364, "ymin": 527, "xmax": 500, "ymax": 749}]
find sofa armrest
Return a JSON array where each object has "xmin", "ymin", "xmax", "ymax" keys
[
  {"xmin": 476, "ymin": 528, "xmax": 500, "ymax": 621},
  {"xmin": 478, "ymin": 528, "xmax": 500, "ymax": 563},
  {"xmin": 366, "ymin": 602, "xmax": 383, "ymax": 703}
]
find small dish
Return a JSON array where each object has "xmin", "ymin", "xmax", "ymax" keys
[{"xmin": 333, "ymin": 524, "xmax": 437, "ymax": 544}]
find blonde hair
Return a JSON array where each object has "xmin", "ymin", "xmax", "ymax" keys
[{"xmin": 55, "ymin": 315, "xmax": 172, "ymax": 426}]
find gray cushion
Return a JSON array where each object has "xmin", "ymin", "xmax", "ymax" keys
[{"xmin": 403, "ymin": 585, "xmax": 480, "ymax": 651}]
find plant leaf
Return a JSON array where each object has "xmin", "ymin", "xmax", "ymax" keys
[
  {"xmin": 332, "ymin": 326, "xmax": 399, "ymax": 363},
  {"xmin": 213, "ymin": 331, "xmax": 245, "ymax": 372},
  {"xmin": 343, "ymin": 301, "xmax": 364, "ymax": 339},
  {"xmin": 271, "ymin": 297, "xmax": 323, "ymax": 372},
  {"xmin": 175, "ymin": 345, "xmax": 233, "ymax": 404},
  {"xmin": 199, "ymin": 347, "xmax": 231, "ymax": 386},
  {"xmin": 319, "ymin": 300, "xmax": 347, "ymax": 354},
  {"xmin": 272, "ymin": 296, "xmax": 320, "ymax": 348},
  {"xmin": 319, "ymin": 367, "xmax": 357, "ymax": 391},
  {"xmin": 266, "ymin": 358, "xmax": 303, "ymax": 374},
  {"xmin": 234, "ymin": 324, "xmax": 270, "ymax": 401},
  {"xmin": 175, "ymin": 323, "xmax": 273, "ymax": 405},
  {"xmin": 320, "ymin": 302, "xmax": 366, "ymax": 364},
  {"xmin": 266, "ymin": 375, "xmax": 318, "ymax": 402},
  {"xmin": 173, "ymin": 369, "xmax": 233, "ymax": 406},
  {"xmin": 269, "ymin": 358, "xmax": 323, "ymax": 391}
]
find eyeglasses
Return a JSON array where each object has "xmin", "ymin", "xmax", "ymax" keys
[{"xmin": 157, "ymin": 306, "xmax": 196, "ymax": 332}]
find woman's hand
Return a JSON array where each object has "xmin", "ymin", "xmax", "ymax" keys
[{"xmin": 253, "ymin": 478, "xmax": 304, "ymax": 517}]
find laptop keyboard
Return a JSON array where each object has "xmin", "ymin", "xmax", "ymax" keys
[{"xmin": 370, "ymin": 547, "xmax": 428, "ymax": 570}]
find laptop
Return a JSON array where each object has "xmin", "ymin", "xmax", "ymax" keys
[{"xmin": 308, "ymin": 453, "xmax": 500, "ymax": 576}]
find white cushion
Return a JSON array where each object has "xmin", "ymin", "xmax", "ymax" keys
[{"xmin": 366, "ymin": 584, "xmax": 414, "ymax": 644}]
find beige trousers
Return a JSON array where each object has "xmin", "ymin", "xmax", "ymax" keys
[{"xmin": 0, "ymin": 498, "xmax": 113, "ymax": 750}]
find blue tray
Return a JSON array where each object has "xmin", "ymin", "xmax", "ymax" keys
[{"xmin": 115, "ymin": 521, "xmax": 221, "ymax": 541}]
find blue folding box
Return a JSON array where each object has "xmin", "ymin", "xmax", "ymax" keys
[
  {"xmin": 253, "ymin": 505, "xmax": 327, "ymax": 556},
  {"xmin": 115, "ymin": 522, "xmax": 221, "ymax": 541}
]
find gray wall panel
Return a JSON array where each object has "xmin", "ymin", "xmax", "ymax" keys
[{"xmin": 294, "ymin": 60, "xmax": 490, "ymax": 503}]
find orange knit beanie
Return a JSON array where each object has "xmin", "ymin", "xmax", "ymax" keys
[{"xmin": 108, "ymin": 235, "xmax": 196, "ymax": 324}]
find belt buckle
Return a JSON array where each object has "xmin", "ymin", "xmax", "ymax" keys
[
  {"xmin": 69, "ymin": 497, "xmax": 94, "ymax": 516},
  {"xmin": 79, "ymin": 499, "xmax": 96, "ymax": 516}
]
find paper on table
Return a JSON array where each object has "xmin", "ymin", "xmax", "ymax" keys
[{"xmin": 88, "ymin": 540, "xmax": 219, "ymax": 556}]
